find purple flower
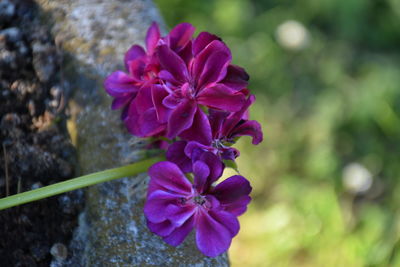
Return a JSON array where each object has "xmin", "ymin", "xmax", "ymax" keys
[
  {"xmin": 104, "ymin": 22, "xmax": 161, "ymax": 114},
  {"xmin": 166, "ymin": 95, "xmax": 263, "ymax": 171},
  {"xmin": 105, "ymin": 22, "xmax": 252, "ymax": 142},
  {"xmin": 154, "ymin": 32, "xmax": 249, "ymax": 140},
  {"xmin": 144, "ymin": 152, "xmax": 252, "ymax": 257},
  {"xmin": 104, "ymin": 22, "xmax": 196, "ymax": 137}
]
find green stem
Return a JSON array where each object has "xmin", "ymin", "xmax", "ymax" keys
[{"xmin": 0, "ymin": 155, "xmax": 164, "ymax": 211}]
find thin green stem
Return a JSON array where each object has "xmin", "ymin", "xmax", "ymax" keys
[{"xmin": 0, "ymin": 155, "xmax": 164, "ymax": 210}]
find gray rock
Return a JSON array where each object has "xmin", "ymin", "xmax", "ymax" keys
[
  {"xmin": 35, "ymin": 0, "xmax": 229, "ymax": 266},
  {"xmin": 0, "ymin": 0, "xmax": 15, "ymax": 26}
]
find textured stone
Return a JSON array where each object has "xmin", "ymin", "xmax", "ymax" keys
[{"xmin": 36, "ymin": 0, "xmax": 229, "ymax": 266}]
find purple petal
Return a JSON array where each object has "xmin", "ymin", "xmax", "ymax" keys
[
  {"xmin": 111, "ymin": 95, "xmax": 134, "ymax": 110},
  {"xmin": 167, "ymin": 100, "xmax": 197, "ymax": 139},
  {"xmin": 124, "ymin": 102, "xmax": 141, "ymax": 136},
  {"xmin": 220, "ymin": 147, "xmax": 240, "ymax": 161},
  {"xmin": 177, "ymin": 41, "xmax": 193, "ymax": 65},
  {"xmin": 146, "ymin": 22, "xmax": 161, "ymax": 55},
  {"xmin": 208, "ymin": 109, "xmax": 229, "ymax": 139},
  {"xmin": 195, "ymin": 210, "xmax": 232, "ymax": 257},
  {"xmin": 213, "ymin": 175, "xmax": 252, "ymax": 204},
  {"xmin": 127, "ymin": 58, "xmax": 146, "ymax": 81},
  {"xmin": 166, "ymin": 141, "xmax": 192, "ymax": 173},
  {"xmin": 205, "ymin": 195, "xmax": 221, "ymax": 210},
  {"xmin": 179, "ymin": 107, "xmax": 212, "ymax": 145},
  {"xmin": 164, "ymin": 216, "xmax": 194, "ymax": 246},
  {"xmin": 231, "ymin": 120, "xmax": 263, "ymax": 145},
  {"xmin": 209, "ymin": 210, "xmax": 240, "ymax": 237},
  {"xmin": 192, "ymin": 40, "xmax": 231, "ymax": 88},
  {"xmin": 220, "ymin": 64, "xmax": 249, "ymax": 91},
  {"xmin": 193, "ymin": 160, "xmax": 210, "ymax": 192},
  {"xmin": 151, "ymin": 85, "xmax": 170, "ymax": 123},
  {"xmin": 193, "ymin": 32, "xmax": 221, "ymax": 56},
  {"xmin": 131, "ymin": 85, "xmax": 153, "ymax": 113},
  {"xmin": 222, "ymin": 95, "xmax": 255, "ymax": 134},
  {"xmin": 157, "ymin": 45, "xmax": 189, "ymax": 83},
  {"xmin": 124, "ymin": 45, "xmax": 146, "ymax": 70},
  {"xmin": 147, "ymin": 220, "xmax": 176, "ymax": 237},
  {"xmin": 162, "ymin": 93, "xmax": 180, "ymax": 109},
  {"xmin": 184, "ymin": 141, "xmax": 214, "ymax": 158},
  {"xmin": 138, "ymin": 107, "xmax": 165, "ymax": 137},
  {"xmin": 158, "ymin": 70, "xmax": 180, "ymax": 86},
  {"xmin": 166, "ymin": 204, "xmax": 196, "ymax": 227},
  {"xmin": 198, "ymin": 152, "xmax": 224, "ymax": 186},
  {"xmin": 104, "ymin": 71, "xmax": 139, "ymax": 97},
  {"xmin": 148, "ymin": 161, "xmax": 192, "ymax": 195},
  {"xmin": 197, "ymin": 84, "xmax": 246, "ymax": 112},
  {"xmin": 144, "ymin": 190, "xmax": 181, "ymax": 223},
  {"xmin": 168, "ymin": 22, "xmax": 195, "ymax": 52},
  {"xmin": 222, "ymin": 195, "xmax": 251, "ymax": 216}
]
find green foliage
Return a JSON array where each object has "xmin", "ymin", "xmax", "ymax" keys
[{"xmin": 155, "ymin": 0, "xmax": 400, "ymax": 266}]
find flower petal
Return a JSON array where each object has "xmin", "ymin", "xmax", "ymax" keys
[
  {"xmin": 198, "ymin": 152, "xmax": 224, "ymax": 186},
  {"xmin": 221, "ymin": 195, "xmax": 251, "ymax": 216},
  {"xmin": 177, "ymin": 41, "xmax": 193, "ymax": 65},
  {"xmin": 164, "ymin": 216, "xmax": 195, "ymax": 247},
  {"xmin": 231, "ymin": 120, "xmax": 263, "ymax": 145},
  {"xmin": 166, "ymin": 204, "xmax": 196, "ymax": 227},
  {"xmin": 193, "ymin": 160, "xmax": 210, "ymax": 192},
  {"xmin": 222, "ymin": 94, "xmax": 255, "ymax": 135},
  {"xmin": 144, "ymin": 190, "xmax": 181, "ymax": 223},
  {"xmin": 124, "ymin": 45, "xmax": 146, "ymax": 70},
  {"xmin": 208, "ymin": 109, "xmax": 229, "ymax": 139},
  {"xmin": 127, "ymin": 58, "xmax": 146, "ymax": 81},
  {"xmin": 166, "ymin": 141, "xmax": 192, "ymax": 173},
  {"xmin": 158, "ymin": 70, "xmax": 180, "ymax": 86},
  {"xmin": 162, "ymin": 93, "xmax": 180, "ymax": 109},
  {"xmin": 111, "ymin": 95, "xmax": 133, "ymax": 110},
  {"xmin": 179, "ymin": 107, "xmax": 212, "ymax": 145},
  {"xmin": 148, "ymin": 161, "xmax": 192, "ymax": 195},
  {"xmin": 209, "ymin": 210, "xmax": 240, "ymax": 237},
  {"xmin": 138, "ymin": 107, "xmax": 165, "ymax": 137},
  {"xmin": 132, "ymin": 85, "xmax": 153, "ymax": 113},
  {"xmin": 167, "ymin": 100, "xmax": 197, "ymax": 139},
  {"xmin": 146, "ymin": 22, "xmax": 161, "ymax": 55},
  {"xmin": 157, "ymin": 45, "xmax": 188, "ymax": 83},
  {"xmin": 192, "ymin": 40, "xmax": 231, "ymax": 88},
  {"xmin": 151, "ymin": 85, "xmax": 170, "ymax": 123},
  {"xmin": 220, "ymin": 64, "xmax": 249, "ymax": 91},
  {"xmin": 124, "ymin": 102, "xmax": 141, "ymax": 136},
  {"xmin": 213, "ymin": 175, "xmax": 252, "ymax": 214},
  {"xmin": 147, "ymin": 220, "xmax": 176, "ymax": 237},
  {"xmin": 104, "ymin": 71, "xmax": 139, "ymax": 97},
  {"xmin": 192, "ymin": 32, "xmax": 220, "ymax": 56},
  {"xmin": 167, "ymin": 22, "xmax": 195, "ymax": 52},
  {"xmin": 195, "ymin": 210, "xmax": 232, "ymax": 257},
  {"xmin": 184, "ymin": 141, "xmax": 214, "ymax": 158},
  {"xmin": 197, "ymin": 84, "xmax": 246, "ymax": 112}
]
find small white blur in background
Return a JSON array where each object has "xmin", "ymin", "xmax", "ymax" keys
[
  {"xmin": 342, "ymin": 163, "xmax": 373, "ymax": 194},
  {"xmin": 276, "ymin": 20, "xmax": 310, "ymax": 51}
]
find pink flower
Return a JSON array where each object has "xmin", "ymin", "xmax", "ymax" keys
[
  {"xmin": 154, "ymin": 32, "xmax": 248, "ymax": 140},
  {"xmin": 144, "ymin": 152, "xmax": 252, "ymax": 257},
  {"xmin": 166, "ymin": 95, "xmax": 263, "ymax": 171},
  {"xmin": 104, "ymin": 22, "xmax": 160, "ymax": 114}
]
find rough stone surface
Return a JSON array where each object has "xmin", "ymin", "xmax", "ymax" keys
[
  {"xmin": 0, "ymin": 1, "xmax": 83, "ymax": 265},
  {"xmin": 36, "ymin": 0, "xmax": 229, "ymax": 266}
]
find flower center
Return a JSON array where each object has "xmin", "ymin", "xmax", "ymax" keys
[{"xmin": 193, "ymin": 195, "xmax": 206, "ymax": 205}]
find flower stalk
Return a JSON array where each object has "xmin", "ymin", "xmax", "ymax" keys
[{"xmin": 0, "ymin": 155, "xmax": 164, "ymax": 210}]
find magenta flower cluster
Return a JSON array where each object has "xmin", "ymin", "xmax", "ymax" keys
[{"xmin": 104, "ymin": 22, "xmax": 263, "ymax": 257}]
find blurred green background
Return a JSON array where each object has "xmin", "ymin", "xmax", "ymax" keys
[{"xmin": 154, "ymin": 0, "xmax": 400, "ymax": 266}]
